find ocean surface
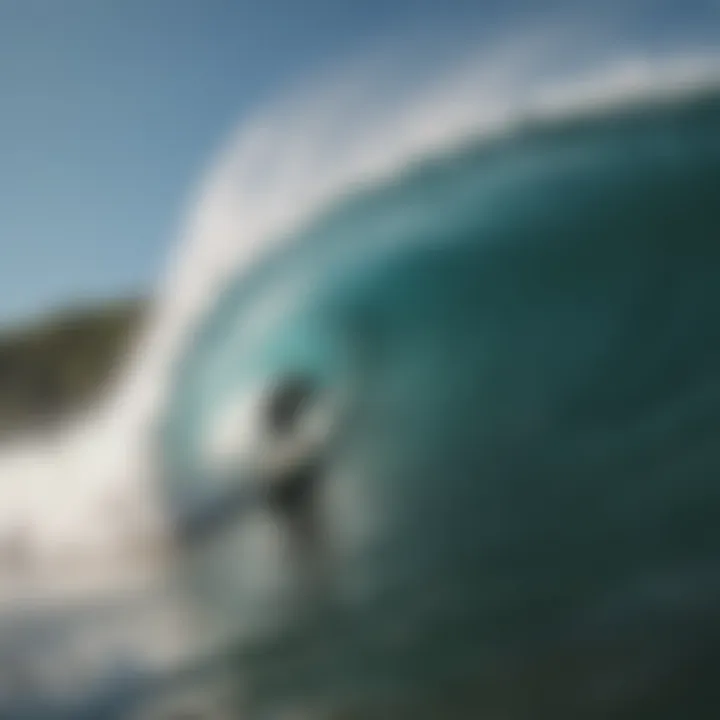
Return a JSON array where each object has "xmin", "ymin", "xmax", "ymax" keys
[{"xmin": 156, "ymin": 84, "xmax": 720, "ymax": 719}]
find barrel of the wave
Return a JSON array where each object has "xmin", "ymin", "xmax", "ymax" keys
[{"xmin": 157, "ymin": 88, "xmax": 720, "ymax": 718}]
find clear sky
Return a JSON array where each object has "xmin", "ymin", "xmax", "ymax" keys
[{"xmin": 0, "ymin": 0, "xmax": 716, "ymax": 326}]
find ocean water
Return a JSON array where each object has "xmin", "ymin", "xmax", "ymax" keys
[{"xmin": 155, "ymin": 85, "xmax": 720, "ymax": 719}]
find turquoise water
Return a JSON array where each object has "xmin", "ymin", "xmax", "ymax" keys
[{"xmin": 156, "ymin": 86, "xmax": 720, "ymax": 718}]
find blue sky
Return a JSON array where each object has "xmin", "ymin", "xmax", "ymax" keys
[{"xmin": 0, "ymin": 0, "xmax": 716, "ymax": 326}]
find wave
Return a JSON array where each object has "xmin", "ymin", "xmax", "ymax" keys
[{"xmin": 156, "ymin": 73, "xmax": 720, "ymax": 718}]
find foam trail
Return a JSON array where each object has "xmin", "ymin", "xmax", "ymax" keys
[{"xmin": 0, "ymin": 13, "xmax": 719, "ymax": 604}]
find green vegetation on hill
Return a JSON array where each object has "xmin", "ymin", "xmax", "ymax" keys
[{"xmin": 0, "ymin": 299, "xmax": 146, "ymax": 437}]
